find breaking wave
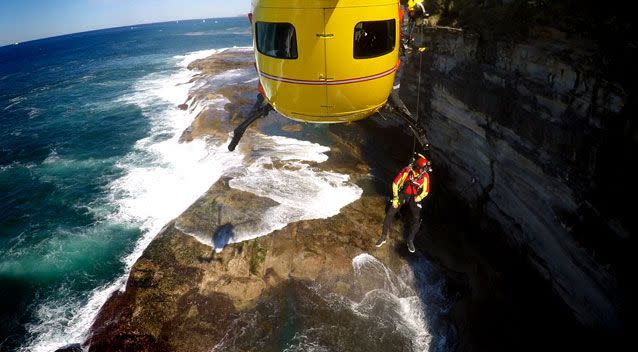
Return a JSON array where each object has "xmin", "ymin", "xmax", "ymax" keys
[
  {"xmin": 21, "ymin": 47, "xmax": 244, "ymax": 352},
  {"xmin": 22, "ymin": 44, "xmax": 362, "ymax": 352}
]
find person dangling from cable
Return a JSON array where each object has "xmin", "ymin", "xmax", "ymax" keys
[
  {"xmin": 407, "ymin": 0, "xmax": 427, "ymax": 20},
  {"xmin": 400, "ymin": 0, "xmax": 429, "ymax": 42},
  {"xmin": 375, "ymin": 153, "xmax": 432, "ymax": 253}
]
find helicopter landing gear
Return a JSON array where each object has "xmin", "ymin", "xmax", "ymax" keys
[{"xmin": 228, "ymin": 93, "xmax": 273, "ymax": 151}]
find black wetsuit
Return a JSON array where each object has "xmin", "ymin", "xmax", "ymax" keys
[{"xmin": 381, "ymin": 194, "xmax": 421, "ymax": 243}]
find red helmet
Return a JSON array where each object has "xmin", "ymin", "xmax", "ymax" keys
[{"xmin": 415, "ymin": 155, "xmax": 428, "ymax": 169}]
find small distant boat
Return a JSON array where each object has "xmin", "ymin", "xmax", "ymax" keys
[
  {"xmin": 202, "ymin": 19, "xmax": 206, "ymax": 23},
  {"xmin": 14, "ymin": 42, "xmax": 19, "ymax": 45}
]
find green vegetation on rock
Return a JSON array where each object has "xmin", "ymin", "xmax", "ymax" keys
[{"xmin": 249, "ymin": 240, "xmax": 267, "ymax": 275}]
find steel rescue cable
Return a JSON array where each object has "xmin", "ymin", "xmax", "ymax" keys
[{"xmin": 411, "ymin": 47, "xmax": 427, "ymax": 161}]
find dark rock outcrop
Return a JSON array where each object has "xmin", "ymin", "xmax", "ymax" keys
[
  {"xmin": 178, "ymin": 49, "xmax": 260, "ymax": 144},
  {"xmin": 187, "ymin": 49, "xmax": 254, "ymax": 76},
  {"xmin": 401, "ymin": 24, "xmax": 634, "ymax": 331},
  {"xmin": 54, "ymin": 344, "xmax": 83, "ymax": 352}
]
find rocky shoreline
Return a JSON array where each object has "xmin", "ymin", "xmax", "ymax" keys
[
  {"xmin": 85, "ymin": 187, "xmax": 432, "ymax": 351},
  {"xmin": 78, "ymin": 34, "xmax": 629, "ymax": 351},
  {"xmin": 80, "ymin": 49, "xmax": 455, "ymax": 352}
]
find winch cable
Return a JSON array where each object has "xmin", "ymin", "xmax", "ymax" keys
[{"xmin": 411, "ymin": 47, "xmax": 426, "ymax": 162}]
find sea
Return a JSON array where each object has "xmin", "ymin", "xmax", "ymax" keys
[
  {"xmin": 0, "ymin": 18, "xmax": 258, "ymax": 352},
  {"xmin": 1, "ymin": 17, "xmax": 453, "ymax": 352}
]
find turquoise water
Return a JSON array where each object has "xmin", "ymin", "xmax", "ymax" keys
[{"xmin": 0, "ymin": 18, "xmax": 251, "ymax": 351}]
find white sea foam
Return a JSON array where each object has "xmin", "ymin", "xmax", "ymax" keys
[
  {"xmin": 352, "ymin": 253, "xmax": 412, "ymax": 295},
  {"xmin": 0, "ymin": 161, "xmax": 36, "ymax": 174},
  {"xmin": 183, "ymin": 29, "xmax": 252, "ymax": 37},
  {"xmin": 42, "ymin": 149, "xmax": 60, "ymax": 164},
  {"xmin": 183, "ymin": 134, "xmax": 363, "ymax": 251},
  {"xmin": 173, "ymin": 46, "xmax": 251, "ymax": 71},
  {"xmin": 24, "ymin": 275, "xmax": 128, "ymax": 352},
  {"xmin": 282, "ymin": 335, "xmax": 330, "ymax": 352},
  {"xmin": 184, "ymin": 31, "xmax": 208, "ymax": 36},
  {"xmin": 4, "ymin": 95, "xmax": 26, "ymax": 110},
  {"xmin": 109, "ymin": 137, "xmax": 242, "ymax": 231},
  {"xmin": 351, "ymin": 253, "xmax": 432, "ymax": 351},
  {"xmin": 27, "ymin": 107, "xmax": 41, "ymax": 119}
]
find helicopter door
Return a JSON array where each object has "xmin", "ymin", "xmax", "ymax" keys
[
  {"xmin": 323, "ymin": 5, "xmax": 398, "ymax": 120},
  {"xmin": 254, "ymin": 8, "xmax": 328, "ymax": 118}
]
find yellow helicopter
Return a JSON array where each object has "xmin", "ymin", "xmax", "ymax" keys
[{"xmin": 229, "ymin": 0, "xmax": 428, "ymax": 151}]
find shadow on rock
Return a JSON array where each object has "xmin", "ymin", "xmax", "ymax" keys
[{"xmin": 212, "ymin": 224, "xmax": 235, "ymax": 252}]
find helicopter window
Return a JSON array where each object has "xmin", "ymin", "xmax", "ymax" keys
[
  {"xmin": 255, "ymin": 22, "xmax": 298, "ymax": 59},
  {"xmin": 353, "ymin": 20, "xmax": 396, "ymax": 59}
]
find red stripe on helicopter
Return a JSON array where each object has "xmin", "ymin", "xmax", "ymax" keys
[{"xmin": 258, "ymin": 65, "xmax": 398, "ymax": 86}]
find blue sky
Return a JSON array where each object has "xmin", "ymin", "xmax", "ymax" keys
[{"xmin": 0, "ymin": 0, "xmax": 251, "ymax": 45}]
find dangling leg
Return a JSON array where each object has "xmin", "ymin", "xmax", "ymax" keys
[
  {"xmin": 406, "ymin": 198, "xmax": 422, "ymax": 253},
  {"xmin": 407, "ymin": 17, "xmax": 416, "ymax": 44},
  {"xmin": 376, "ymin": 200, "xmax": 402, "ymax": 247}
]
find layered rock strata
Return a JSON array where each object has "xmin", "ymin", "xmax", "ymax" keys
[{"xmin": 400, "ymin": 25, "xmax": 632, "ymax": 329}]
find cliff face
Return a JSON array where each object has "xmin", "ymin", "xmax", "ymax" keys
[{"xmin": 401, "ymin": 25, "xmax": 634, "ymax": 329}]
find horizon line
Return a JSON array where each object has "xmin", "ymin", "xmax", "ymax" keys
[{"xmin": 0, "ymin": 14, "xmax": 248, "ymax": 49}]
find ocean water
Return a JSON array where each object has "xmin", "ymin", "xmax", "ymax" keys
[
  {"xmin": 0, "ymin": 18, "xmax": 253, "ymax": 351},
  {"xmin": 1, "ymin": 17, "xmax": 451, "ymax": 352}
]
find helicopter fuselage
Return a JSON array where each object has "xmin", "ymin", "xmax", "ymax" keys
[{"xmin": 251, "ymin": 0, "xmax": 400, "ymax": 123}]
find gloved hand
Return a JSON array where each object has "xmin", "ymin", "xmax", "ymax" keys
[{"xmin": 392, "ymin": 197, "xmax": 399, "ymax": 208}]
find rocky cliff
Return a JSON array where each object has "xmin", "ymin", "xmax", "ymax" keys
[{"xmin": 399, "ymin": 23, "xmax": 634, "ymax": 332}]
